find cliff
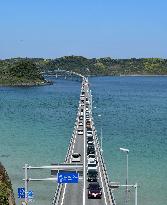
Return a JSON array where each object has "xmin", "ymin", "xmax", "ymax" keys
[{"xmin": 0, "ymin": 162, "xmax": 15, "ymax": 205}]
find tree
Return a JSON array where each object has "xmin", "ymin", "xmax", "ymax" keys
[{"xmin": 9, "ymin": 60, "xmax": 44, "ymax": 80}]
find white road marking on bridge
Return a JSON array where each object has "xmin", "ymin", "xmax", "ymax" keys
[
  {"xmin": 60, "ymin": 183, "xmax": 67, "ymax": 205},
  {"xmin": 61, "ymin": 114, "xmax": 79, "ymax": 205}
]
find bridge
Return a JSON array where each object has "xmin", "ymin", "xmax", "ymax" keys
[
  {"xmin": 22, "ymin": 75, "xmax": 138, "ymax": 205},
  {"xmin": 41, "ymin": 69, "xmax": 84, "ymax": 81},
  {"xmin": 52, "ymin": 77, "xmax": 116, "ymax": 205}
]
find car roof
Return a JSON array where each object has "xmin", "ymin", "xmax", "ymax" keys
[{"xmin": 89, "ymin": 182, "xmax": 100, "ymax": 187}]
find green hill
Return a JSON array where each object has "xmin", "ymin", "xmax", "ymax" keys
[{"xmin": 0, "ymin": 56, "xmax": 167, "ymax": 86}]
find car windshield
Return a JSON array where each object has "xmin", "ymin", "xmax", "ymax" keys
[
  {"xmin": 89, "ymin": 154, "xmax": 95, "ymax": 158},
  {"xmin": 88, "ymin": 164, "xmax": 96, "ymax": 167},
  {"xmin": 73, "ymin": 154, "xmax": 79, "ymax": 158},
  {"xmin": 90, "ymin": 184, "xmax": 100, "ymax": 190}
]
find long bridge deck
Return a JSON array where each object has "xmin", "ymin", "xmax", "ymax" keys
[{"xmin": 52, "ymin": 77, "xmax": 116, "ymax": 205}]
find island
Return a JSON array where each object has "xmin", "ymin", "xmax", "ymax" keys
[
  {"xmin": 0, "ymin": 59, "xmax": 49, "ymax": 86},
  {"xmin": 0, "ymin": 56, "xmax": 167, "ymax": 86}
]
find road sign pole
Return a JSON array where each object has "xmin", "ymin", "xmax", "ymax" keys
[
  {"xmin": 24, "ymin": 163, "xmax": 28, "ymax": 204},
  {"xmin": 135, "ymin": 183, "xmax": 138, "ymax": 205}
]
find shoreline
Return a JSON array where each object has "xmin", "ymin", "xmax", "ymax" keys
[
  {"xmin": 0, "ymin": 80, "xmax": 53, "ymax": 87},
  {"xmin": 119, "ymin": 74, "xmax": 167, "ymax": 76}
]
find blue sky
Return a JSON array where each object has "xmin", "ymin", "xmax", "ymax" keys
[{"xmin": 0, "ymin": 0, "xmax": 167, "ymax": 59}]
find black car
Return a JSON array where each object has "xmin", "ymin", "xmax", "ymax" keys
[
  {"xmin": 87, "ymin": 170, "xmax": 98, "ymax": 182},
  {"xmin": 87, "ymin": 136, "xmax": 93, "ymax": 142},
  {"xmin": 87, "ymin": 145, "xmax": 95, "ymax": 155},
  {"xmin": 87, "ymin": 127, "xmax": 92, "ymax": 132},
  {"xmin": 87, "ymin": 182, "xmax": 102, "ymax": 199}
]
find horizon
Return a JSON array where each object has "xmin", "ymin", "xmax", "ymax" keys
[
  {"xmin": 1, "ymin": 55, "xmax": 167, "ymax": 61},
  {"xmin": 1, "ymin": 0, "xmax": 167, "ymax": 59}
]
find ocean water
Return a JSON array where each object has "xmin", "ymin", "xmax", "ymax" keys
[{"xmin": 0, "ymin": 76, "xmax": 167, "ymax": 205}]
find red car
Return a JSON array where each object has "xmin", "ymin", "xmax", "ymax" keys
[{"xmin": 87, "ymin": 182, "xmax": 102, "ymax": 199}]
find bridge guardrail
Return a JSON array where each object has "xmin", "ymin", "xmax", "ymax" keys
[
  {"xmin": 52, "ymin": 113, "xmax": 80, "ymax": 205},
  {"xmin": 91, "ymin": 117, "xmax": 116, "ymax": 205}
]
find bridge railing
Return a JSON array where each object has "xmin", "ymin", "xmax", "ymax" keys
[
  {"xmin": 91, "ymin": 118, "xmax": 117, "ymax": 205},
  {"xmin": 52, "ymin": 111, "xmax": 80, "ymax": 205}
]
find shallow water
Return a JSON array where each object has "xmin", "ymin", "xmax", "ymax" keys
[{"xmin": 0, "ymin": 76, "xmax": 167, "ymax": 205}]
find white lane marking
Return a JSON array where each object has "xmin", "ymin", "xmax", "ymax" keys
[
  {"xmin": 60, "ymin": 183, "xmax": 67, "ymax": 205},
  {"xmin": 61, "ymin": 116, "xmax": 79, "ymax": 205}
]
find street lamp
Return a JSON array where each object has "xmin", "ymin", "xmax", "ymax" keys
[{"xmin": 120, "ymin": 147, "xmax": 129, "ymax": 204}]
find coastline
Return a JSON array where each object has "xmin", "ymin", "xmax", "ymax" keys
[
  {"xmin": 119, "ymin": 74, "xmax": 167, "ymax": 76},
  {"xmin": 0, "ymin": 80, "xmax": 53, "ymax": 87}
]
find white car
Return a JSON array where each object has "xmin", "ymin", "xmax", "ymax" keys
[
  {"xmin": 87, "ymin": 130, "xmax": 92, "ymax": 135},
  {"xmin": 87, "ymin": 141, "xmax": 94, "ymax": 146},
  {"xmin": 87, "ymin": 160, "xmax": 97, "ymax": 171},
  {"xmin": 87, "ymin": 133, "xmax": 93, "ymax": 137},
  {"xmin": 72, "ymin": 153, "xmax": 81, "ymax": 162},
  {"xmin": 79, "ymin": 122, "xmax": 83, "ymax": 126},
  {"xmin": 88, "ymin": 157, "xmax": 97, "ymax": 164},
  {"xmin": 78, "ymin": 129, "xmax": 83, "ymax": 135},
  {"xmin": 88, "ymin": 154, "xmax": 96, "ymax": 161}
]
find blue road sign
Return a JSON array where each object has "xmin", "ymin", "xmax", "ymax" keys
[
  {"xmin": 58, "ymin": 172, "xmax": 79, "ymax": 183},
  {"xmin": 28, "ymin": 190, "xmax": 34, "ymax": 199},
  {"xmin": 18, "ymin": 188, "xmax": 25, "ymax": 198}
]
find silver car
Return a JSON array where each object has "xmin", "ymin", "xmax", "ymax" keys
[{"xmin": 72, "ymin": 153, "xmax": 81, "ymax": 162}]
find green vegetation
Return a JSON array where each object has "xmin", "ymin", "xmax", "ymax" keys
[
  {"xmin": 0, "ymin": 163, "xmax": 15, "ymax": 205},
  {"xmin": 0, "ymin": 56, "xmax": 167, "ymax": 85},
  {"xmin": 0, "ymin": 59, "xmax": 47, "ymax": 86}
]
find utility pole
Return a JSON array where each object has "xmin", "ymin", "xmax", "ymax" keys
[{"xmin": 24, "ymin": 163, "xmax": 28, "ymax": 204}]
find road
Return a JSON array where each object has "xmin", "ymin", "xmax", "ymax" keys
[{"xmin": 54, "ymin": 77, "xmax": 115, "ymax": 205}]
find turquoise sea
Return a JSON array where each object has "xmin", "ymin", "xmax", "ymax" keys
[{"xmin": 0, "ymin": 76, "xmax": 167, "ymax": 205}]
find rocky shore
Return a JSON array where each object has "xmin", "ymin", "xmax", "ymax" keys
[{"xmin": 0, "ymin": 162, "xmax": 15, "ymax": 205}]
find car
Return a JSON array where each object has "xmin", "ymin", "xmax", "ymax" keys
[
  {"xmin": 87, "ymin": 169, "xmax": 98, "ymax": 182},
  {"xmin": 87, "ymin": 127, "xmax": 92, "ymax": 132},
  {"xmin": 72, "ymin": 153, "xmax": 81, "ymax": 162},
  {"xmin": 78, "ymin": 129, "xmax": 83, "ymax": 135},
  {"xmin": 87, "ymin": 141, "xmax": 94, "ymax": 146},
  {"xmin": 86, "ymin": 107, "xmax": 89, "ymax": 111},
  {"xmin": 86, "ymin": 120, "xmax": 91, "ymax": 128},
  {"xmin": 87, "ymin": 136, "xmax": 93, "ymax": 142},
  {"xmin": 79, "ymin": 116, "xmax": 83, "ymax": 120},
  {"xmin": 87, "ymin": 146, "xmax": 95, "ymax": 155},
  {"xmin": 87, "ymin": 182, "xmax": 102, "ymax": 199},
  {"xmin": 80, "ymin": 111, "xmax": 83, "ymax": 116},
  {"xmin": 79, "ymin": 121, "xmax": 83, "ymax": 126},
  {"xmin": 87, "ymin": 130, "xmax": 92, "ymax": 135},
  {"xmin": 86, "ymin": 111, "xmax": 89, "ymax": 115},
  {"xmin": 87, "ymin": 133, "xmax": 93, "ymax": 137},
  {"xmin": 87, "ymin": 160, "xmax": 97, "ymax": 171},
  {"xmin": 88, "ymin": 157, "xmax": 97, "ymax": 164},
  {"xmin": 88, "ymin": 154, "xmax": 96, "ymax": 161}
]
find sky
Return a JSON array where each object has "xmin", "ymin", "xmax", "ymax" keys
[{"xmin": 0, "ymin": 0, "xmax": 167, "ymax": 59}]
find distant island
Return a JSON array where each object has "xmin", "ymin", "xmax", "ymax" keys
[{"xmin": 0, "ymin": 56, "xmax": 167, "ymax": 86}]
